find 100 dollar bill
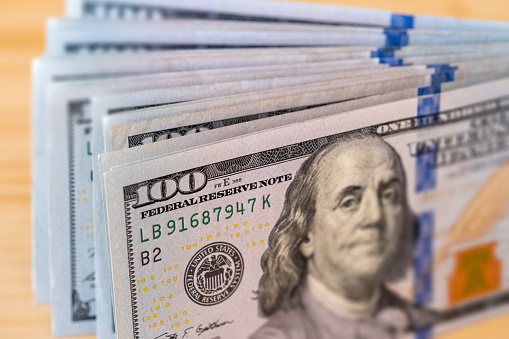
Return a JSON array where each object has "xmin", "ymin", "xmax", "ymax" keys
[
  {"xmin": 104, "ymin": 78, "xmax": 509, "ymax": 339},
  {"xmin": 90, "ymin": 59, "xmax": 387, "ymax": 339},
  {"xmin": 51, "ymin": 63, "xmax": 395, "ymax": 335},
  {"xmin": 48, "ymin": 18, "xmax": 509, "ymax": 56},
  {"xmin": 107, "ymin": 54, "xmax": 509, "ymax": 152},
  {"xmin": 68, "ymin": 0, "xmax": 509, "ymax": 31}
]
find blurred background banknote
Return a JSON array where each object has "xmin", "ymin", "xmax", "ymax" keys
[{"xmin": 16, "ymin": 0, "xmax": 509, "ymax": 338}]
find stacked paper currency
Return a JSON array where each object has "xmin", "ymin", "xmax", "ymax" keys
[{"xmin": 32, "ymin": 0, "xmax": 509, "ymax": 338}]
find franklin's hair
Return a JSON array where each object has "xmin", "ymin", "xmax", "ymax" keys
[{"xmin": 257, "ymin": 132, "xmax": 415, "ymax": 317}]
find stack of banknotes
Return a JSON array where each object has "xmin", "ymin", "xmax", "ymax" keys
[{"xmin": 32, "ymin": 0, "xmax": 509, "ymax": 338}]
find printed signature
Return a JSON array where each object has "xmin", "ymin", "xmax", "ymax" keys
[
  {"xmin": 195, "ymin": 319, "xmax": 234, "ymax": 336},
  {"xmin": 154, "ymin": 319, "xmax": 233, "ymax": 339}
]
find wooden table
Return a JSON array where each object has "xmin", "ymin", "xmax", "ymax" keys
[{"xmin": 1, "ymin": 0, "xmax": 509, "ymax": 337}]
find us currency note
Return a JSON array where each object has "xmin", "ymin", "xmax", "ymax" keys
[
  {"xmin": 46, "ymin": 19, "xmax": 385, "ymax": 55},
  {"xmin": 93, "ymin": 69, "xmax": 436, "ymax": 338},
  {"xmin": 92, "ymin": 58, "xmax": 385, "ymax": 156},
  {"xmin": 91, "ymin": 57, "xmax": 379, "ymax": 142},
  {"xmin": 46, "ymin": 18, "xmax": 509, "ymax": 56},
  {"xmin": 104, "ymin": 54, "xmax": 509, "ymax": 153},
  {"xmin": 55, "ymin": 16, "xmax": 509, "ymax": 38},
  {"xmin": 90, "ymin": 60, "xmax": 392, "ymax": 338},
  {"xmin": 104, "ymin": 77, "xmax": 509, "ymax": 339},
  {"xmin": 95, "ymin": 89, "xmax": 422, "ymax": 339},
  {"xmin": 32, "ymin": 47, "xmax": 375, "ymax": 304},
  {"xmin": 98, "ymin": 89, "xmax": 422, "ymax": 172},
  {"xmin": 68, "ymin": 0, "xmax": 509, "ymax": 31},
  {"xmin": 91, "ymin": 65, "xmax": 428, "ymax": 338},
  {"xmin": 94, "ymin": 50, "xmax": 509, "ymax": 156},
  {"xmin": 50, "ymin": 63, "xmax": 409, "ymax": 335},
  {"xmin": 102, "ymin": 67, "xmax": 433, "ymax": 153},
  {"xmin": 49, "ymin": 61, "xmax": 416, "ymax": 333},
  {"xmin": 101, "ymin": 78, "xmax": 509, "ymax": 172}
]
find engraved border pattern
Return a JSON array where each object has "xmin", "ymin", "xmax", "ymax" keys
[{"xmin": 69, "ymin": 101, "xmax": 96, "ymax": 322}]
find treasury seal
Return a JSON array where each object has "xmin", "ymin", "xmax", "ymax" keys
[{"xmin": 184, "ymin": 242, "xmax": 244, "ymax": 306}]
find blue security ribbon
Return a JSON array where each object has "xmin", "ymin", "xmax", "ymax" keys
[
  {"xmin": 371, "ymin": 48, "xmax": 407, "ymax": 66},
  {"xmin": 414, "ymin": 212, "xmax": 435, "ymax": 339},
  {"xmin": 383, "ymin": 14, "xmax": 414, "ymax": 47},
  {"xmin": 380, "ymin": 57, "xmax": 405, "ymax": 66},
  {"xmin": 417, "ymin": 85, "xmax": 441, "ymax": 96},
  {"xmin": 415, "ymin": 94, "xmax": 440, "ymax": 193},
  {"xmin": 428, "ymin": 64, "xmax": 458, "ymax": 85},
  {"xmin": 415, "ymin": 64, "xmax": 457, "ymax": 193},
  {"xmin": 384, "ymin": 27, "xmax": 410, "ymax": 47},
  {"xmin": 370, "ymin": 47, "xmax": 397, "ymax": 58},
  {"xmin": 391, "ymin": 13, "xmax": 415, "ymax": 29},
  {"xmin": 414, "ymin": 211, "xmax": 434, "ymax": 305}
]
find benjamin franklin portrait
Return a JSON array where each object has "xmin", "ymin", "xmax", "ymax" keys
[{"xmin": 251, "ymin": 133, "xmax": 438, "ymax": 339}]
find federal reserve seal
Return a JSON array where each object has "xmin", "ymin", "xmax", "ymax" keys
[{"xmin": 184, "ymin": 242, "xmax": 244, "ymax": 306}]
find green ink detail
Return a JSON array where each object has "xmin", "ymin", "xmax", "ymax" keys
[
  {"xmin": 152, "ymin": 224, "xmax": 161, "ymax": 240},
  {"xmin": 179, "ymin": 216, "xmax": 187, "ymax": 232},
  {"xmin": 140, "ymin": 229, "xmax": 149, "ymax": 243},
  {"xmin": 263, "ymin": 194, "xmax": 271, "ymax": 209},
  {"xmin": 248, "ymin": 198, "xmax": 256, "ymax": 212},
  {"xmin": 236, "ymin": 202, "xmax": 245, "ymax": 215}
]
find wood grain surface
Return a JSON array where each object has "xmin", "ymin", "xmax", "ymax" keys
[{"xmin": 1, "ymin": 0, "xmax": 509, "ymax": 338}]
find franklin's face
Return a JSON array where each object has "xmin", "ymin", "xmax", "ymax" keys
[{"xmin": 302, "ymin": 139, "xmax": 407, "ymax": 283}]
